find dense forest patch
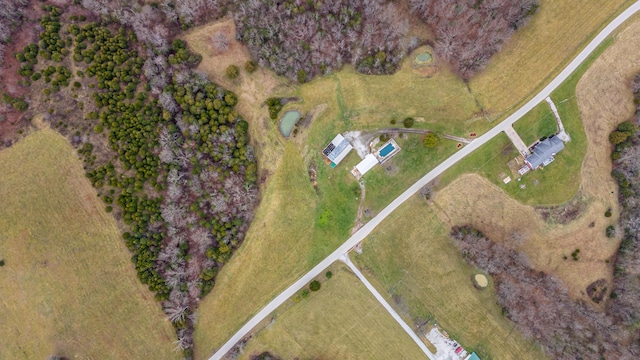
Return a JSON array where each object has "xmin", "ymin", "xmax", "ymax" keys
[{"xmin": 409, "ymin": 0, "xmax": 539, "ymax": 79}]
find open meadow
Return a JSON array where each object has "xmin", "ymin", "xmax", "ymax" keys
[
  {"xmin": 0, "ymin": 129, "xmax": 179, "ymax": 359},
  {"xmin": 352, "ymin": 197, "xmax": 546, "ymax": 360},
  {"xmin": 236, "ymin": 263, "xmax": 428, "ymax": 360},
  {"xmin": 469, "ymin": 0, "xmax": 633, "ymax": 118}
]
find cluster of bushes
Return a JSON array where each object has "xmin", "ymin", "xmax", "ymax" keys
[
  {"xmin": 451, "ymin": 225, "xmax": 637, "ymax": 358},
  {"xmin": 265, "ymin": 97, "xmax": 283, "ymax": 120},
  {"xmin": 38, "ymin": 5, "xmax": 68, "ymax": 62},
  {"xmin": 1, "ymin": 92, "xmax": 28, "ymax": 111},
  {"xmin": 423, "ymin": 132, "xmax": 439, "ymax": 148},
  {"xmin": 234, "ymin": 0, "xmax": 411, "ymax": 82},
  {"xmin": 409, "ymin": 0, "xmax": 538, "ymax": 79}
]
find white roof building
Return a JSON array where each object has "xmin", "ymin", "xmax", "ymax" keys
[
  {"xmin": 351, "ymin": 153, "xmax": 379, "ymax": 179},
  {"xmin": 322, "ymin": 134, "xmax": 353, "ymax": 167}
]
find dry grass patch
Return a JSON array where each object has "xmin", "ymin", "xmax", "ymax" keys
[
  {"xmin": 353, "ymin": 196, "xmax": 545, "ymax": 359},
  {"xmin": 432, "ymin": 174, "xmax": 618, "ymax": 306},
  {"xmin": 470, "ymin": 0, "xmax": 633, "ymax": 117},
  {"xmin": 0, "ymin": 129, "xmax": 178, "ymax": 360},
  {"xmin": 237, "ymin": 263, "xmax": 428, "ymax": 360}
]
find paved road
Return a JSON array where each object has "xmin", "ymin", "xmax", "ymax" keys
[
  {"xmin": 209, "ymin": 3, "xmax": 640, "ymax": 359},
  {"xmin": 339, "ymin": 254, "xmax": 436, "ymax": 359}
]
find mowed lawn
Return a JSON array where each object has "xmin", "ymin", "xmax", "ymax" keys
[
  {"xmin": 353, "ymin": 197, "xmax": 546, "ymax": 360},
  {"xmin": 0, "ymin": 129, "xmax": 179, "ymax": 359},
  {"xmin": 237, "ymin": 263, "xmax": 428, "ymax": 360},
  {"xmin": 512, "ymin": 102, "xmax": 556, "ymax": 146},
  {"xmin": 470, "ymin": 0, "xmax": 632, "ymax": 117}
]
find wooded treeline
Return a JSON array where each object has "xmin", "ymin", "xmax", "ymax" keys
[
  {"xmin": 231, "ymin": 0, "xmax": 538, "ymax": 82},
  {"xmin": 409, "ymin": 0, "xmax": 538, "ymax": 79},
  {"xmin": 607, "ymin": 75, "xmax": 640, "ymax": 335},
  {"xmin": 10, "ymin": 2, "xmax": 257, "ymax": 357},
  {"xmin": 0, "ymin": 0, "xmax": 28, "ymax": 66},
  {"xmin": 451, "ymin": 226, "xmax": 639, "ymax": 359},
  {"xmin": 234, "ymin": 0, "xmax": 411, "ymax": 81}
]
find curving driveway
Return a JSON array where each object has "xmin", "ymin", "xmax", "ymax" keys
[{"xmin": 209, "ymin": 2, "xmax": 640, "ymax": 359}]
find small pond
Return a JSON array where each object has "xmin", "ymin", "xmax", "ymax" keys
[{"xmin": 279, "ymin": 110, "xmax": 301, "ymax": 137}]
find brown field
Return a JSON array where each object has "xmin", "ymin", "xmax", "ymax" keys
[
  {"xmin": 236, "ymin": 263, "xmax": 428, "ymax": 360},
  {"xmin": 470, "ymin": 0, "xmax": 633, "ymax": 117},
  {"xmin": 0, "ymin": 129, "xmax": 179, "ymax": 359}
]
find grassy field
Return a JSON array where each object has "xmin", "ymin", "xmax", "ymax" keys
[
  {"xmin": 352, "ymin": 196, "xmax": 546, "ymax": 360},
  {"xmin": 361, "ymin": 134, "xmax": 459, "ymax": 214},
  {"xmin": 237, "ymin": 263, "xmax": 428, "ymax": 360},
  {"xmin": 469, "ymin": 0, "xmax": 633, "ymax": 118},
  {"xmin": 0, "ymin": 129, "xmax": 179, "ymax": 360},
  {"xmin": 512, "ymin": 102, "xmax": 557, "ymax": 146}
]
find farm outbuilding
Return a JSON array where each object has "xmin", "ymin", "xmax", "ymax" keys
[
  {"xmin": 351, "ymin": 153, "xmax": 379, "ymax": 179},
  {"xmin": 322, "ymin": 134, "xmax": 353, "ymax": 167},
  {"xmin": 524, "ymin": 135, "xmax": 564, "ymax": 170}
]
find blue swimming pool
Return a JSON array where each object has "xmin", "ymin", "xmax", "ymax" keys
[{"xmin": 379, "ymin": 143, "xmax": 395, "ymax": 157}]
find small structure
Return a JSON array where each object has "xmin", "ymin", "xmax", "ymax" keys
[
  {"xmin": 374, "ymin": 138, "xmax": 401, "ymax": 164},
  {"xmin": 465, "ymin": 352, "xmax": 481, "ymax": 360},
  {"xmin": 524, "ymin": 136, "xmax": 564, "ymax": 170},
  {"xmin": 350, "ymin": 138, "xmax": 402, "ymax": 179},
  {"xmin": 322, "ymin": 134, "xmax": 353, "ymax": 167},
  {"xmin": 351, "ymin": 153, "xmax": 378, "ymax": 180}
]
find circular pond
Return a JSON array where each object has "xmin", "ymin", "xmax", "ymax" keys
[
  {"xmin": 279, "ymin": 110, "xmax": 301, "ymax": 137},
  {"xmin": 415, "ymin": 52, "xmax": 433, "ymax": 64}
]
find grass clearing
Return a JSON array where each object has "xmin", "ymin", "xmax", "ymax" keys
[
  {"xmin": 512, "ymin": 102, "xmax": 556, "ymax": 146},
  {"xmin": 362, "ymin": 134, "xmax": 459, "ymax": 214},
  {"xmin": 237, "ymin": 263, "xmax": 428, "ymax": 360},
  {"xmin": 290, "ymin": 55, "xmax": 486, "ymax": 139},
  {"xmin": 0, "ymin": 129, "xmax": 178, "ymax": 360},
  {"xmin": 469, "ymin": 0, "xmax": 633, "ymax": 117},
  {"xmin": 353, "ymin": 196, "xmax": 546, "ymax": 360}
]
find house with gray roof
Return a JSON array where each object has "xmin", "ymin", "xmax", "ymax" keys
[
  {"xmin": 322, "ymin": 134, "xmax": 353, "ymax": 168},
  {"xmin": 524, "ymin": 135, "xmax": 565, "ymax": 170}
]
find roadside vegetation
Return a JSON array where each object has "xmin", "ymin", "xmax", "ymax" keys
[
  {"xmin": 233, "ymin": 263, "xmax": 428, "ymax": 360},
  {"xmin": 469, "ymin": 0, "xmax": 632, "ymax": 117},
  {"xmin": 0, "ymin": 129, "xmax": 179, "ymax": 360}
]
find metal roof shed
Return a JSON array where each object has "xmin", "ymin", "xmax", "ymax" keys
[{"xmin": 351, "ymin": 153, "xmax": 379, "ymax": 179}]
